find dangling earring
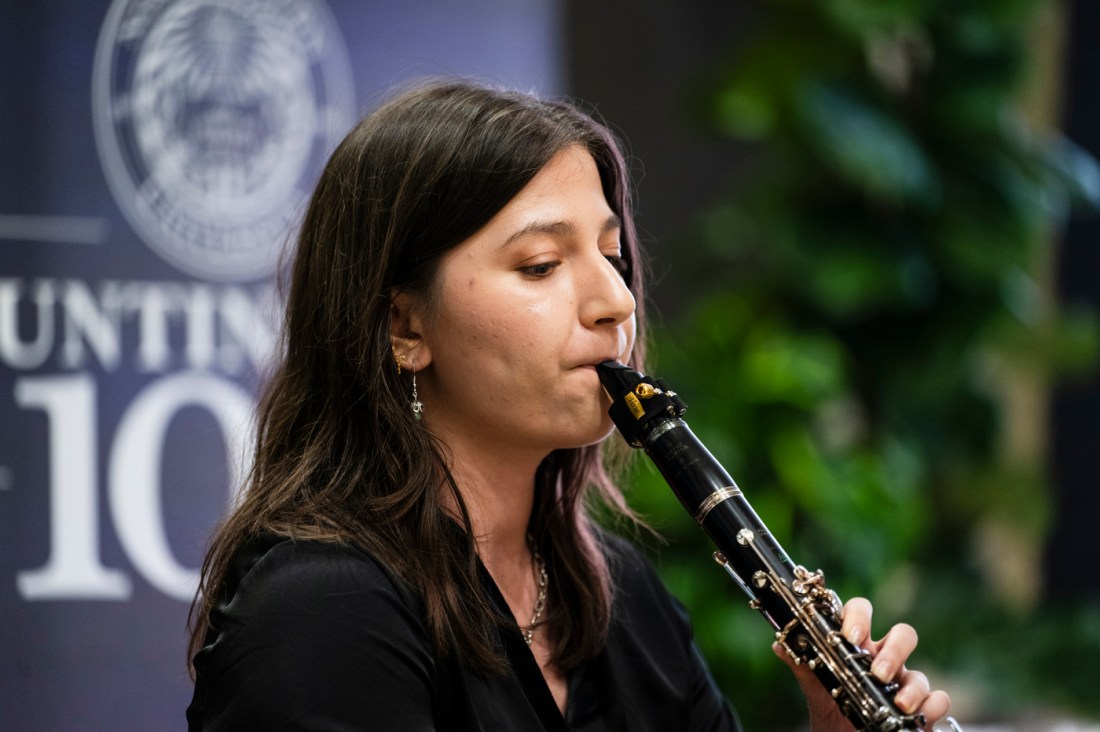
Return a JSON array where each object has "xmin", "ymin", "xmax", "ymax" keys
[
  {"xmin": 410, "ymin": 370, "xmax": 423, "ymax": 420},
  {"xmin": 393, "ymin": 346, "xmax": 422, "ymax": 419}
]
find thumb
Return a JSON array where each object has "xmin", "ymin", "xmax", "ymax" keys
[
  {"xmin": 773, "ymin": 642, "xmax": 817, "ymax": 694},
  {"xmin": 773, "ymin": 643, "xmax": 851, "ymax": 729}
]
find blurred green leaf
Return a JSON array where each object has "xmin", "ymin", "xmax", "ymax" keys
[
  {"xmin": 640, "ymin": 0, "xmax": 1100, "ymax": 727},
  {"xmin": 794, "ymin": 81, "xmax": 941, "ymax": 204}
]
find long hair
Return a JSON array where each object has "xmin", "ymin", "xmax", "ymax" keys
[{"xmin": 188, "ymin": 80, "xmax": 648, "ymax": 674}]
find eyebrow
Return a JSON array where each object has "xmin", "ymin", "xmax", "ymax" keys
[{"xmin": 499, "ymin": 213, "xmax": 622, "ymax": 249}]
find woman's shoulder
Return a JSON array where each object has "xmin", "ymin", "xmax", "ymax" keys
[
  {"xmin": 598, "ymin": 530, "xmax": 670, "ymax": 591},
  {"xmin": 598, "ymin": 529, "xmax": 691, "ymax": 628},
  {"xmin": 589, "ymin": 528, "xmax": 742, "ymax": 731},
  {"xmin": 189, "ymin": 536, "xmax": 437, "ymax": 728},
  {"xmin": 221, "ymin": 534, "xmax": 421, "ymax": 613}
]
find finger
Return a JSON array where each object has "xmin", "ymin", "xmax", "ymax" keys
[
  {"xmin": 871, "ymin": 622, "xmax": 917, "ymax": 682},
  {"xmin": 919, "ymin": 690, "xmax": 953, "ymax": 731},
  {"xmin": 893, "ymin": 668, "xmax": 929, "ymax": 714},
  {"xmin": 841, "ymin": 596, "xmax": 873, "ymax": 647}
]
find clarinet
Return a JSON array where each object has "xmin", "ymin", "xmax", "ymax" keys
[{"xmin": 596, "ymin": 361, "xmax": 962, "ymax": 732}]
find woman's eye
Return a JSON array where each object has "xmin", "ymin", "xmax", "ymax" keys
[
  {"xmin": 605, "ymin": 254, "xmax": 629, "ymax": 278},
  {"xmin": 519, "ymin": 261, "xmax": 560, "ymax": 278}
]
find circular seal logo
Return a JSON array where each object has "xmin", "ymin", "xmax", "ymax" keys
[{"xmin": 92, "ymin": 0, "xmax": 355, "ymax": 281}]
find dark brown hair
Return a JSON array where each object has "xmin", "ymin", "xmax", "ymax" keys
[{"xmin": 189, "ymin": 79, "xmax": 648, "ymax": 674}]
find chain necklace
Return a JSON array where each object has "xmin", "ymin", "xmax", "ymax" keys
[{"xmin": 522, "ymin": 548, "xmax": 548, "ymax": 646}]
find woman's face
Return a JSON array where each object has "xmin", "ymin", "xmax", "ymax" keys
[{"xmin": 402, "ymin": 145, "xmax": 636, "ymax": 461}]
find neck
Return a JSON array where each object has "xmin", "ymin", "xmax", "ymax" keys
[
  {"xmin": 450, "ymin": 457, "xmax": 537, "ymax": 563},
  {"xmin": 431, "ymin": 422, "xmax": 547, "ymax": 570},
  {"xmin": 440, "ymin": 438, "xmax": 549, "ymax": 641},
  {"xmin": 425, "ymin": 414, "xmax": 554, "ymax": 643}
]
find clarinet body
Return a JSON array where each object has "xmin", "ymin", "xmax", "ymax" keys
[{"xmin": 596, "ymin": 361, "xmax": 948, "ymax": 732}]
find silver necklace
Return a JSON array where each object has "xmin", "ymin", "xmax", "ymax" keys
[{"xmin": 522, "ymin": 549, "xmax": 548, "ymax": 646}]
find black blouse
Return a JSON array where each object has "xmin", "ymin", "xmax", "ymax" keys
[{"xmin": 187, "ymin": 533, "xmax": 741, "ymax": 731}]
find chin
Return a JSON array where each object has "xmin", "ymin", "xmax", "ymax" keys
[
  {"xmin": 572, "ymin": 413, "xmax": 619, "ymax": 449},
  {"xmin": 549, "ymin": 385, "xmax": 618, "ymax": 448}
]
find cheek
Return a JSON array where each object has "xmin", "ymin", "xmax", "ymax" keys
[
  {"xmin": 524, "ymin": 296, "xmax": 571, "ymax": 326},
  {"xmin": 443, "ymin": 304, "xmax": 531, "ymax": 370},
  {"xmin": 518, "ymin": 300, "xmax": 567, "ymax": 348},
  {"xmin": 433, "ymin": 272, "xmax": 570, "ymax": 373}
]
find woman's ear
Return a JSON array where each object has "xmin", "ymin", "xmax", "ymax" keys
[{"xmin": 389, "ymin": 291, "xmax": 432, "ymax": 371}]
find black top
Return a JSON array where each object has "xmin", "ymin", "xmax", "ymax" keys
[{"xmin": 187, "ymin": 533, "xmax": 741, "ymax": 731}]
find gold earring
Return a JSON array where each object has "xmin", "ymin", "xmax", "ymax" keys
[{"xmin": 392, "ymin": 345, "xmax": 402, "ymax": 374}]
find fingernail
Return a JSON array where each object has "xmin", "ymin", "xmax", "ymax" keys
[
  {"xmin": 846, "ymin": 627, "xmax": 863, "ymax": 646},
  {"xmin": 872, "ymin": 658, "xmax": 892, "ymax": 681},
  {"xmin": 893, "ymin": 690, "xmax": 913, "ymax": 712}
]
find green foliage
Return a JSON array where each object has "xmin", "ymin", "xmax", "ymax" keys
[{"xmin": 631, "ymin": 0, "xmax": 1100, "ymax": 727}]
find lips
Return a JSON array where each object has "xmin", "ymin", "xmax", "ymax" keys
[{"xmin": 577, "ymin": 355, "xmax": 620, "ymax": 369}]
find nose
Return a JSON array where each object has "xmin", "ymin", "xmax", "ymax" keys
[{"xmin": 580, "ymin": 251, "xmax": 636, "ymax": 329}]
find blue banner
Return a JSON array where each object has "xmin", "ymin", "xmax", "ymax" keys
[{"xmin": 0, "ymin": 1, "xmax": 561, "ymax": 728}]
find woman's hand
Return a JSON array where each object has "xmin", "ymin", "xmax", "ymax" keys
[{"xmin": 773, "ymin": 597, "xmax": 953, "ymax": 732}]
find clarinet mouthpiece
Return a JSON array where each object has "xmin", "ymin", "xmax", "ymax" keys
[{"xmin": 595, "ymin": 360, "xmax": 640, "ymax": 402}]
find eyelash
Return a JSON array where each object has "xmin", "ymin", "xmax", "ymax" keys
[
  {"xmin": 519, "ymin": 261, "xmax": 561, "ymax": 278},
  {"xmin": 518, "ymin": 255, "xmax": 629, "ymax": 279}
]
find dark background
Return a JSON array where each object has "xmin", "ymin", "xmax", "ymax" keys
[{"xmin": 1048, "ymin": 0, "xmax": 1100, "ymax": 599}]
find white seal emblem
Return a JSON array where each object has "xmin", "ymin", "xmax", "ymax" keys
[{"xmin": 92, "ymin": 0, "xmax": 355, "ymax": 281}]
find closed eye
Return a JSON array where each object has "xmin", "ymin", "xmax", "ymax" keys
[{"xmin": 519, "ymin": 261, "xmax": 561, "ymax": 278}]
